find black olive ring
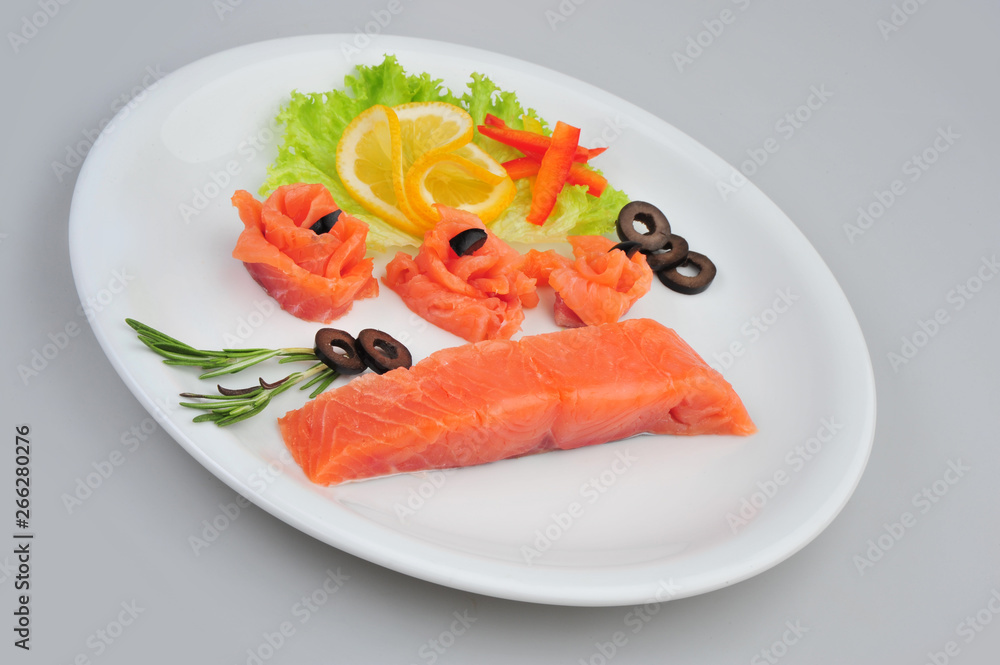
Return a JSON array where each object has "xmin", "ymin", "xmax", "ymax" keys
[
  {"xmin": 356, "ymin": 329, "xmax": 413, "ymax": 374},
  {"xmin": 615, "ymin": 201, "xmax": 671, "ymax": 252},
  {"xmin": 310, "ymin": 209, "xmax": 342, "ymax": 235},
  {"xmin": 608, "ymin": 241, "xmax": 643, "ymax": 258},
  {"xmin": 657, "ymin": 252, "xmax": 717, "ymax": 295},
  {"xmin": 449, "ymin": 228, "xmax": 489, "ymax": 257},
  {"xmin": 643, "ymin": 234, "xmax": 690, "ymax": 272},
  {"xmin": 314, "ymin": 328, "xmax": 367, "ymax": 374}
]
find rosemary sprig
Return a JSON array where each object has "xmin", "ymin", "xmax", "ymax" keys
[
  {"xmin": 125, "ymin": 318, "xmax": 315, "ymax": 379},
  {"xmin": 125, "ymin": 318, "xmax": 338, "ymax": 426},
  {"xmin": 179, "ymin": 362, "xmax": 337, "ymax": 426}
]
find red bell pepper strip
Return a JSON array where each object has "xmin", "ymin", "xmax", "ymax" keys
[
  {"xmin": 478, "ymin": 116, "xmax": 605, "ymax": 163},
  {"xmin": 568, "ymin": 163, "xmax": 607, "ymax": 197},
  {"xmin": 502, "ymin": 157, "xmax": 607, "ymax": 197},
  {"xmin": 526, "ymin": 121, "xmax": 580, "ymax": 226},
  {"xmin": 501, "ymin": 156, "xmax": 540, "ymax": 180},
  {"xmin": 484, "ymin": 114, "xmax": 608, "ymax": 161}
]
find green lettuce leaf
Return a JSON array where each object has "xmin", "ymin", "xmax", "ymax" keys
[
  {"xmin": 261, "ymin": 55, "xmax": 625, "ymax": 250},
  {"xmin": 461, "ymin": 73, "xmax": 546, "ymax": 163},
  {"xmin": 488, "ymin": 177, "xmax": 630, "ymax": 244}
]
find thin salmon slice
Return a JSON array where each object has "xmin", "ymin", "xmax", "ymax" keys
[{"xmin": 279, "ymin": 318, "xmax": 755, "ymax": 485}]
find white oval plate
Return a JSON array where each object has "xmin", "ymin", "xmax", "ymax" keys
[{"xmin": 69, "ymin": 35, "xmax": 875, "ymax": 606}]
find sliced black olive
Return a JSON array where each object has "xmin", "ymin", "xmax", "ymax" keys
[
  {"xmin": 449, "ymin": 228, "xmax": 489, "ymax": 256},
  {"xmin": 615, "ymin": 201, "xmax": 671, "ymax": 252},
  {"xmin": 609, "ymin": 241, "xmax": 642, "ymax": 258},
  {"xmin": 356, "ymin": 329, "xmax": 412, "ymax": 374},
  {"xmin": 657, "ymin": 251, "xmax": 717, "ymax": 295},
  {"xmin": 643, "ymin": 234, "xmax": 689, "ymax": 272},
  {"xmin": 314, "ymin": 328, "xmax": 366, "ymax": 374},
  {"xmin": 310, "ymin": 209, "xmax": 342, "ymax": 235}
]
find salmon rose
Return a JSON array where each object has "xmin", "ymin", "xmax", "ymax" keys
[
  {"xmin": 518, "ymin": 236, "xmax": 652, "ymax": 327},
  {"xmin": 383, "ymin": 206, "xmax": 538, "ymax": 342},
  {"xmin": 231, "ymin": 183, "xmax": 378, "ymax": 323}
]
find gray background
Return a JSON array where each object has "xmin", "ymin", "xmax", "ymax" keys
[{"xmin": 3, "ymin": 0, "xmax": 999, "ymax": 663}]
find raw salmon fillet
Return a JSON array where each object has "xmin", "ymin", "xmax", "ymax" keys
[{"xmin": 279, "ymin": 318, "xmax": 755, "ymax": 485}]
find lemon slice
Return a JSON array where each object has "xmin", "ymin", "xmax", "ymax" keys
[
  {"xmin": 405, "ymin": 142, "xmax": 516, "ymax": 227},
  {"xmin": 392, "ymin": 102, "xmax": 475, "ymax": 226},
  {"xmin": 338, "ymin": 102, "xmax": 481, "ymax": 236},
  {"xmin": 336, "ymin": 104, "xmax": 427, "ymax": 236},
  {"xmin": 394, "ymin": 102, "xmax": 474, "ymax": 169}
]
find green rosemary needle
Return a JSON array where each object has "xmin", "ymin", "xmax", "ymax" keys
[{"xmin": 125, "ymin": 318, "xmax": 316, "ymax": 379}]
